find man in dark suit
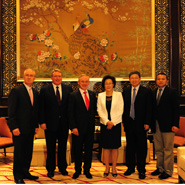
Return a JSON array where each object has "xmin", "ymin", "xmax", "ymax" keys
[
  {"xmin": 151, "ymin": 72, "xmax": 179, "ymax": 179},
  {"xmin": 39, "ymin": 69, "xmax": 73, "ymax": 178},
  {"xmin": 68, "ymin": 74, "xmax": 96, "ymax": 179},
  {"xmin": 8, "ymin": 68, "xmax": 39, "ymax": 184},
  {"xmin": 122, "ymin": 71, "xmax": 152, "ymax": 179}
]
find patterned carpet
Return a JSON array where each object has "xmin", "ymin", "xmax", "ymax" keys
[{"xmin": 0, "ymin": 152, "xmax": 178, "ymax": 184}]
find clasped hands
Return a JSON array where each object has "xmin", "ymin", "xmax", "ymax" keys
[{"xmin": 106, "ymin": 121, "xmax": 114, "ymax": 130}]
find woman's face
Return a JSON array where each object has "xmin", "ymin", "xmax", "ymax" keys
[{"xmin": 104, "ymin": 79, "xmax": 114, "ymax": 92}]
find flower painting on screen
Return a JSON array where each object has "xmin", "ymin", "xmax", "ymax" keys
[{"xmin": 18, "ymin": 0, "xmax": 154, "ymax": 80}]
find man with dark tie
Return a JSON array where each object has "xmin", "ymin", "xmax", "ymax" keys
[
  {"xmin": 68, "ymin": 74, "xmax": 96, "ymax": 179},
  {"xmin": 122, "ymin": 71, "xmax": 152, "ymax": 179},
  {"xmin": 39, "ymin": 69, "xmax": 73, "ymax": 178},
  {"xmin": 151, "ymin": 72, "xmax": 179, "ymax": 179},
  {"xmin": 8, "ymin": 68, "xmax": 39, "ymax": 184}
]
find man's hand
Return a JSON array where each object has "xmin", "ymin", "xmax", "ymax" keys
[
  {"xmin": 40, "ymin": 123, "xmax": 47, "ymax": 130},
  {"xmin": 12, "ymin": 128, "xmax": 20, "ymax": 136},
  {"xmin": 107, "ymin": 121, "xmax": 114, "ymax": 130},
  {"xmin": 144, "ymin": 124, "xmax": 149, "ymax": 131},
  {"xmin": 35, "ymin": 128, "xmax": 39, "ymax": 134},
  {"xmin": 72, "ymin": 128, "xmax": 79, "ymax": 136},
  {"xmin": 172, "ymin": 126, "xmax": 179, "ymax": 133}
]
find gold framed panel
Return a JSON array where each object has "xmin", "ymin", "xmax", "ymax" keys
[{"xmin": 16, "ymin": 0, "xmax": 155, "ymax": 82}]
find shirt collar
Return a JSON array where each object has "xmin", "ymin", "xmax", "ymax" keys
[{"xmin": 23, "ymin": 83, "xmax": 32, "ymax": 91}]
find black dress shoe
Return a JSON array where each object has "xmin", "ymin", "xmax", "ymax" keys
[
  {"xmin": 159, "ymin": 172, "xmax": 171, "ymax": 179},
  {"xmin": 124, "ymin": 169, "xmax": 135, "ymax": 176},
  {"xmin": 47, "ymin": 171, "xmax": 54, "ymax": 178},
  {"xmin": 15, "ymin": 179, "xmax": 25, "ymax": 184},
  {"xmin": 23, "ymin": 173, "xmax": 39, "ymax": 180},
  {"xmin": 84, "ymin": 171, "xmax": 92, "ymax": 179},
  {"xmin": 139, "ymin": 172, "xmax": 146, "ymax": 179},
  {"xmin": 72, "ymin": 172, "xmax": 81, "ymax": 179},
  {"xmin": 60, "ymin": 170, "xmax": 68, "ymax": 176},
  {"xmin": 112, "ymin": 173, "xmax": 117, "ymax": 177},
  {"xmin": 151, "ymin": 168, "xmax": 161, "ymax": 176}
]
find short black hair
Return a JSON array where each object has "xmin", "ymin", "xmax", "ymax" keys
[
  {"xmin": 102, "ymin": 75, "xmax": 116, "ymax": 89},
  {"xmin": 129, "ymin": 71, "xmax": 141, "ymax": 78},
  {"xmin": 156, "ymin": 72, "xmax": 168, "ymax": 80}
]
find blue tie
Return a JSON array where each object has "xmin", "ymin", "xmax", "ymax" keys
[{"xmin": 130, "ymin": 88, "xmax": 136, "ymax": 119}]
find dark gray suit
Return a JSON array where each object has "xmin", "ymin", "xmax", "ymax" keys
[
  {"xmin": 68, "ymin": 89, "xmax": 96, "ymax": 173},
  {"xmin": 122, "ymin": 85, "xmax": 152, "ymax": 173},
  {"xmin": 39, "ymin": 83, "xmax": 73, "ymax": 172},
  {"xmin": 8, "ymin": 84, "xmax": 39, "ymax": 180}
]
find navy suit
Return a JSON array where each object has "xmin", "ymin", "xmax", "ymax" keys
[
  {"xmin": 151, "ymin": 86, "xmax": 179, "ymax": 133},
  {"xmin": 8, "ymin": 84, "xmax": 39, "ymax": 180},
  {"xmin": 68, "ymin": 89, "xmax": 96, "ymax": 173},
  {"xmin": 122, "ymin": 85, "xmax": 152, "ymax": 173},
  {"xmin": 39, "ymin": 83, "xmax": 73, "ymax": 172}
]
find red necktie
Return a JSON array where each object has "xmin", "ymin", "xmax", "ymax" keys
[{"xmin": 83, "ymin": 91, "xmax": 89, "ymax": 110}]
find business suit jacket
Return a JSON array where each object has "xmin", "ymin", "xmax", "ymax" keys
[
  {"xmin": 8, "ymin": 84, "xmax": 39, "ymax": 179},
  {"xmin": 151, "ymin": 86, "xmax": 180, "ymax": 133},
  {"xmin": 39, "ymin": 83, "xmax": 73, "ymax": 131},
  {"xmin": 97, "ymin": 91, "xmax": 124, "ymax": 125},
  {"xmin": 8, "ymin": 84, "xmax": 39, "ymax": 134},
  {"xmin": 68, "ymin": 89, "xmax": 97, "ymax": 135},
  {"xmin": 122, "ymin": 85, "xmax": 152, "ymax": 131}
]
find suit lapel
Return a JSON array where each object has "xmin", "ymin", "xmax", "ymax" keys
[
  {"xmin": 158, "ymin": 86, "xmax": 168, "ymax": 105},
  {"xmin": 49, "ymin": 83, "xmax": 58, "ymax": 105},
  {"xmin": 77, "ymin": 89, "xmax": 87, "ymax": 109},
  {"xmin": 135, "ymin": 85, "xmax": 142, "ymax": 103}
]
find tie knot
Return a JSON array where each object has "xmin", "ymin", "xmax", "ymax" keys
[
  {"xmin": 83, "ymin": 91, "xmax": 87, "ymax": 94},
  {"xmin": 56, "ymin": 86, "xmax": 59, "ymax": 89},
  {"xmin": 133, "ymin": 88, "xmax": 136, "ymax": 91},
  {"xmin": 159, "ymin": 89, "xmax": 162, "ymax": 92}
]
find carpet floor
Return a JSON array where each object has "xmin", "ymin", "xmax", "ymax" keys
[{"xmin": 0, "ymin": 152, "xmax": 178, "ymax": 184}]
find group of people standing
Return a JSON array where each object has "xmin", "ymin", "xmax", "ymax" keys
[{"xmin": 7, "ymin": 68, "xmax": 179, "ymax": 184}]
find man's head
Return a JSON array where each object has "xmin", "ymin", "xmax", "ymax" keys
[
  {"xmin": 51, "ymin": 69, "xmax": 62, "ymax": 85},
  {"xmin": 78, "ymin": 74, "xmax": 90, "ymax": 90},
  {"xmin": 129, "ymin": 71, "xmax": 141, "ymax": 87},
  {"xmin": 156, "ymin": 72, "xmax": 168, "ymax": 88},
  {"xmin": 23, "ymin": 68, "xmax": 35, "ymax": 87}
]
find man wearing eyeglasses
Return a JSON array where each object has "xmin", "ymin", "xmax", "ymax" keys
[{"xmin": 39, "ymin": 69, "xmax": 73, "ymax": 178}]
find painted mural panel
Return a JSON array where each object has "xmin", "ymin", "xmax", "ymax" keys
[{"xmin": 17, "ymin": 0, "xmax": 155, "ymax": 81}]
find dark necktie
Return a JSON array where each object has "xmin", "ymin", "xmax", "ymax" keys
[
  {"xmin": 56, "ymin": 86, "xmax": 60, "ymax": 105},
  {"xmin": 157, "ymin": 89, "xmax": 162, "ymax": 105},
  {"xmin": 83, "ymin": 91, "xmax": 89, "ymax": 110},
  {"xmin": 130, "ymin": 88, "xmax": 136, "ymax": 119}
]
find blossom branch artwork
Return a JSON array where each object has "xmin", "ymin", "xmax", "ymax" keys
[{"xmin": 17, "ymin": 0, "xmax": 155, "ymax": 80}]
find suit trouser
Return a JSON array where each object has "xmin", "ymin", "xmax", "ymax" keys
[
  {"xmin": 72, "ymin": 131, "xmax": 94, "ymax": 173},
  {"xmin": 45, "ymin": 127, "xmax": 68, "ymax": 172},
  {"xmin": 153, "ymin": 121, "xmax": 174, "ymax": 176},
  {"xmin": 125, "ymin": 119, "xmax": 147, "ymax": 173},
  {"xmin": 13, "ymin": 133, "xmax": 34, "ymax": 180}
]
